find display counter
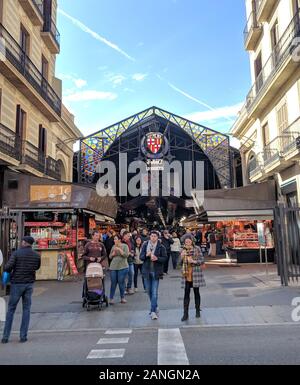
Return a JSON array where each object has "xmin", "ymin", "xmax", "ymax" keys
[{"xmin": 226, "ymin": 247, "xmax": 275, "ymax": 263}]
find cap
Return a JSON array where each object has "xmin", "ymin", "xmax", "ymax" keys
[{"xmin": 22, "ymin": 236, "xmax": 35, "ymax": 245}]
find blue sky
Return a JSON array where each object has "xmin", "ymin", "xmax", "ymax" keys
[{"xmin": 57, "ymin": 0, "xmax": 250, "ymax": 143}]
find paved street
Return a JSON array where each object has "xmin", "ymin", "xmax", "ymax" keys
[
  {"xmin": 1, "ymin": 264, "xmax": 300, "ymax": 364},
  {"xmin": 1, "ymin": 325, "xmax": 300, "ymax": 365}
]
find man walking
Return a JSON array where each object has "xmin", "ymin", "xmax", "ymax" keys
[
  {"xmin": 2, "ymin": 236, "xmax": 41, "ymax": 344},
  {"xmin": 140, "ymin": 231, "xmax": 167, "ymax": 320},
  {"xmin": 161, "ymin": 230, "xmax": 174, "ymax": 274}
]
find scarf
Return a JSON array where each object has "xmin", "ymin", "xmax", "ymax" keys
[
  {"xmin": 147, "ymin": 240, "xmax": 158, "ymax": 255},
  {"xmin": 182, "ymin": 245, "xmax": 197, "ymax": 278}
]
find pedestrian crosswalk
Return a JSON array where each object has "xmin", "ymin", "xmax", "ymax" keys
[
  {"xmin": 86, "ymin": 328, "xmax": 190, "ymax": 364},
  {"xmin": 87, "ymin": 329, "xmax": 132, "ymax": 360}
]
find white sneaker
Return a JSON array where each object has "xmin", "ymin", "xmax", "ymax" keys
[
  {"xmin": 134, "ymin": 288, "xmax": 138, "ymax": 293},
  {"xmin": 151, "ymin": 312, "xmax": 158, "ymax": 320}
]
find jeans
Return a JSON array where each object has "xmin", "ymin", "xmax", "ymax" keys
[
  {"xmin": 2, "ymin": 283, "xmax": 34, "ymax": 341},
  {"xmin": 144, "ymin": 272, "xmax": 159, "ymax": 313},
  {"xmin": 110, "ymin": 268, "xmax": 129, "ymax": 300},
  {"xmin": 134, "ymin": 264, "xmax": 145, "ymax": 289},
  {"xmin": 126, "ymin": 263, "xmax": 134, "ymax": 290},
  {"xmin": 171, "ymin": 251, "xmax": 180, "ymax": 269}
]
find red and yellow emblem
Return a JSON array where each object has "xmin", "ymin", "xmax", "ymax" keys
[{"xmin": 146, "ymin": 133, "xmax": 163, "ymax": 154}]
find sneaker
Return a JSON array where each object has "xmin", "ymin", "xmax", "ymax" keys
[
  {"xmin": 19, "ymin": 338, "xmax": 28, "ymax": 343},
  {"xmin": 151, "ymin": 312, "xmax": 158, "ymax": 320},
  {"xmin": 134, "ymin": 288, "xmax": 138, "ymax": 293},
  {"xmin": 1, "ymin": 338, "xmax": 8, "ymax": 344},
  {"xmin": 109, "ymin": 299, "xmax": 114, "ymax": 305},
  {"xmin": 127, "ymin": 288, "xmax": 135, "ymax": 295},
  {"xmin": 120, "ymin": 298, "xmax": 127, "ymax": 304}
]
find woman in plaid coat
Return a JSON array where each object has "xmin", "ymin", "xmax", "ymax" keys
[{"xmin": 181, "ymin": 235, "xmax": 206, "ymax": 321}]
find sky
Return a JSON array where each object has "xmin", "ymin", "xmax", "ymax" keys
[{"xmin": 57, "ymin": 0, "xmax": 251, "ymax": 146}]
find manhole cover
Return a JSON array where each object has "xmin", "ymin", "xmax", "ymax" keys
[{"xmin": 220, "ymin": 282, "xmax": 255, "ymax": 288}]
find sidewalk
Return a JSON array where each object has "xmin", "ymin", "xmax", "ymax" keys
[{"xmin": 1, "ymin": 264, "xmax": 300, "ymax": 332}]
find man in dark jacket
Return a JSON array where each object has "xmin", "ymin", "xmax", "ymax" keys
[
  {"xmin": 140, "ymin": 231, "xmax": 167, "ymax": 320},
  {"xmin": 2, "ymin": 236, "xmax": 41, "ymax": 344},
  {"xmin": 161, "ymin": 230, "xmax": 174, "ymax": 274}
]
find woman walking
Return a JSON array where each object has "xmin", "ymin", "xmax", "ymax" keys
[
  {"xmin": 133, "ymin": 236, "xmax": 146, "ymax": 292},
  {"xmin": 170, "ymin": 232, "xmax": 181, "ymax": 269},
  {"xmin": 83, "ymin": 230, "xmax": 108, "ymax": 271},
  {"xmin": 109, "ymin": 235, "xmax": 129, "ymax": 304},
  {"xmin": 181, "ymin": 235, "xmax": 206, "ymax": 321}
]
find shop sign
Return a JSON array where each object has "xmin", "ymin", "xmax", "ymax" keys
[{"xmin": 30, "ymin": 185, "xmax": 72, "ymax": 203}]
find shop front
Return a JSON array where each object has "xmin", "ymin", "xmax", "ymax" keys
[
  {"xmin": 2, "ymin": 170, "xmax": 117, "ymax": 280},
  {"xmin": 188, "ymin": 181, "xmax": 277, "ymax": 264}
]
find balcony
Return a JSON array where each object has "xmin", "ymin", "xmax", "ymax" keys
[
  {"xmin": 0, "ymin": 24, "xmax": 61, "ymax": 121},
  {"xmin": 281, "ymin": 118, "xmax": 300, "ymax": 160},
  {"xmin": 46, "ymin": 156, "xmax": 61, "ymax": 180},
  {"xmin": 19, "ymin": 0, "xmax": 44, "ymax": 26},
  {"xmin": 256, "ymin": 0, "xmax": 278, "ymax": 23},
  {"xmin": 263, "ymin": 136, "xmax": 284, "ymax": 172},
  {"xmin": 21, "ymin": 141, "xmax": 46, "ymax": 174},
  {"xmin": 0, "ymin": 124, "xmax": 21, "ymax": 164},
  {"xmin": 248, "ymin": 154, "xmax": 264, "ymax": 181},
  {"xmin": 246, "ymin": 10, "xmax": 300, "ymax": 116},
  {"xmin": 244, "ymin": 11, "xmax": 263, "ymax": 51},
  {"xmin": 41, "ymin": 17, "xmax": 60, "ymax": 54}
]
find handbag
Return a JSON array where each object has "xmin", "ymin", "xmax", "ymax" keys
[{"xmin": 2, "ymin": 271, "xmax": 10, "ymax": 285}]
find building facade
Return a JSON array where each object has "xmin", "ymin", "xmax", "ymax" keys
[
  {"xmin": 231, "ymin": 0, "xmax": 300, "ymax": 206},
  {"xmin": 0, "ymin": 0, "xmax": 81, "ymax": 187}
]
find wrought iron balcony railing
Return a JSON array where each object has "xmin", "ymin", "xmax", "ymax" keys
[
  {"xmin": 281, "ymin": 118, "xmax": 300, "ymax": 156},
  {"xmin": 246, "ymin": 10, "xmax": 300, "ymax": 110},
  {"xmin": 22, "ymin": 141, "xmax": 46, "ymax": 173},
  {"xmin": 46, "ymin": 156, "xmax": 61, "ymax": 180},
  {"xmin": 32, "ymin": 0, "xmax": 44, "ymax": 16},
  {"xmin": 263, "ymin": 136, "xmax": 283, "ymax": 167},
  {"xmin": 248, "ymin": 154, "xmax": 263, "ymax": 179},
  {"xmin": 0, "ymin": 124, "xmax": 21, "ymax": 161},
  {"xmin": 0, "ymin": 23, "xmax": 61, "ymax": 116},
  {"xmin": 244, "ymin": 11, "xmax": 261, "ymax": 45},
  {"xmin": 43, "ymin": 16, "xmax": 60, "ymax": 48}
]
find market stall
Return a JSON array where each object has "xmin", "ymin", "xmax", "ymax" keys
[{"xmin": 2, "ymin": 170, "xmax": 118, "ymax": 280}]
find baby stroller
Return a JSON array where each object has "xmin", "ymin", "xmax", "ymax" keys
[{"xmin": 82, "ymin": 263, "xmax": 109, "ymax": 311}]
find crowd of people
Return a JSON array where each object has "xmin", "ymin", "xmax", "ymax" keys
[
  {"xmin": 82, "ymin": 227, "xmax": 207, "ymax": 321},
  {"xmin": 1, "ymin": 227, "xmax": 208, "ymax": 344}
]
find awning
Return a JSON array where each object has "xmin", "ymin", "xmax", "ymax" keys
[{"xmin": 187, "ymin": 180, "xmax": 276, "ymax": 223}]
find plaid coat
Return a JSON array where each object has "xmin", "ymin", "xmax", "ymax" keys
[{"xmin": 181, "ymin": 245, "xmax": 206, "ymax": 288}]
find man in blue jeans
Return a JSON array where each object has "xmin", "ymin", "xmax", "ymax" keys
[
  {"xmin": 2, "ymin": 236, "xmax": 40, "ymax": 344},
  {"xmin": 140, "ymin": 231, "xmax": 167, "ymax": 320}
]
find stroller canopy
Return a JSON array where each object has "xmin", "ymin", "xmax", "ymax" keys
[{"xmin": 86, "ymin": 263, "xmax": 104, "ymax": 278}]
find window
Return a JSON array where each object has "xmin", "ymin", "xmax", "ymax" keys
[
  {"xmin": 271, "ymin": 21, "xmax": 279, "ymax": 65},
  {"xmin": 277, "ymin": 102, "xmax": 288, "ymax": 134},
  {"xmin": 0, "ymin": 89, "xmax": 2, "ymax": 121},
  {"xmin": 254, "ymin": 53, "xmax": 263, "ymax": 92},
  {"xmin": 38, "ymin": 125, "xmax": 47, "ymax": 155},
  {"xmin": 16, "ymin": 105, "xmax": 26, "ymax": 141},
  {"xmin": 292, "ymin": 0, "xmax": 300, "ymax": 15},
  {"xmin": 43, "ymin": 0, "xmax": 53, "ymax": 30},
  {"xmin": 42, "ymin": 56, "xmax": 49, "ymax": 80},
  {"xmin": 262, "ymin": 123, "xmax": 270, "ymax": 147},
  {"xmin": 20, "ymin": 25, "xmax": 30, "ymax": 55}
]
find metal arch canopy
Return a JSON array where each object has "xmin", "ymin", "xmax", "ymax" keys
[{"xmin": 80, "ymin": 106, "xmax": 231, "ymax": 187}]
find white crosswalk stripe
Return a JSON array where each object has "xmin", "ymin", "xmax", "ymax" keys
[
  {"xmin": 158, "ymin": 328, "xmax": 189, "ymax": 365},
  {"xmin": 87, "ymin": 349, "xmax": 125, "ymax": 359},
  {"xmin": 97, "ymin": 337, "xmax": 130, "ymax": 344},
  {"xmin": 105, "ymin": 329, "xmax": 132, "ymax": 335}
]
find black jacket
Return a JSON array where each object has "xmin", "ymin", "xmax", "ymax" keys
[
  {"xmin": 140, "ymin": 241, "xmax": 167, "ymax": 280},
  {"xmin": 161, "ymin": 236, "xmax": 174, "ymax": 255},
  {"xmin": 5, "ymin": 246, "xmax": 41, "ymax": 284}
]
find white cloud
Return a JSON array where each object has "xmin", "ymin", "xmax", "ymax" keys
[
  {"xmin": 58, "ymin": 9, "xmax": 135, "ymax": 62},
  {"xmin": 108, "ymin": 74, "xmax": 127, "ymax": 86},
  {"xmin": 74, "ymin": 79, "xmax": 87, "ymax": 88},
  {"xmin": 63, "ymin": 90, "xmax": 117, "ymax": 102},
  {"xmin": 132, "ymin": 73, "xmax": 148, "ymax": 81},
  {"xmin": 59, "ymin": 74, "xmax": 87, "ymax": 89},
  {"xmin": 185, "ymin": 102, "xmax": 244, "ymax": 123}
]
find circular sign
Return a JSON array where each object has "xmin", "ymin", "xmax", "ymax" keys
[{"xmin": 141, "ymin": 132, "xmax": 169, "ymax": 159}]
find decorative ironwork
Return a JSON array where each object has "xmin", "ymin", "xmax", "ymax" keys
[
  {"xmin": 79, "ymin": 106, "xmax": 232, "ymax": 188},
  {"xmin": 46, "ymin": 156, "xmax": 61, "ymax": 180},
  {"xmin": 0, "ymin": 123, "xmax": 21, "ymax": 161}
]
